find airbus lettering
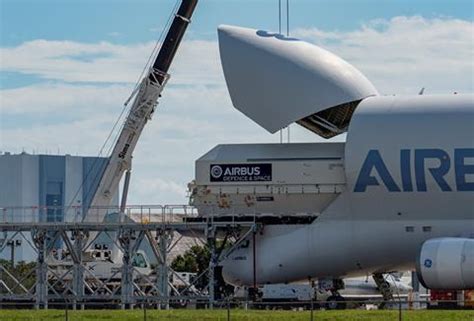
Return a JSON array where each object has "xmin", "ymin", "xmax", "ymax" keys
[
  {"xmin": 354, "ymin": 148, "xmax": 474, "ymax": 192},
  {"xmin": 210, "ymin": 163, "xmax": 272, "ymax": 182}
]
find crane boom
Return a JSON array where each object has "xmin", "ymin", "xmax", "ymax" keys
[{"xmin": 84, "ymin": 0, "xmax": 198, "ymax": 222}]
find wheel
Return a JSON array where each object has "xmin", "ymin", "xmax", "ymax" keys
[{"xmin": 326, "ymin": 295, "xmax": 347, "ymax": 310}]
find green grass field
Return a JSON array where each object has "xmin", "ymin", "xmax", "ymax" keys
[{"xmin": 0, "ymin": 309, "xmax": 473, "ymax": 321}]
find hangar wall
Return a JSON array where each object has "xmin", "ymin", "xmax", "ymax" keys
[{"xmin": 0, "ymin": 152, "xmax": 117, "ymax": 262}]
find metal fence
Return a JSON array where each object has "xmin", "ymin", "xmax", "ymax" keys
[{"xmin": 0, "ymin": 298, "xmax": 473, "ymax": 321}]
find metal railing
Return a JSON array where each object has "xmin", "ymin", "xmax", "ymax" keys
[
  {"xmin": 0, "ymin": 207, "xmax": 258, "ymax": 310},
  {"xmin": 0, "ymin": 205, "xmax": 200, "ymax": 225}
]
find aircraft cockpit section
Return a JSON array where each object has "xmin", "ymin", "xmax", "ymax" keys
[{"xmin": 189, "ymin": 142, "xmax": 346, "ymax": 219}]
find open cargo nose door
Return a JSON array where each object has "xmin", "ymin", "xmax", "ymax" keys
[{"xmin": 217, "ymin": 25, "xmax": 378, "ymax": 138}]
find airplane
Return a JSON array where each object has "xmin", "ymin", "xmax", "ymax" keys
[{"xmin": 189, "ymin": 25, "xmax": 474, "ymax": 302}]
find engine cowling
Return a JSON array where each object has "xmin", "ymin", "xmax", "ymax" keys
[{"xmin": 417, "ymin": 238, "xmax": 474, "ymax": 289}]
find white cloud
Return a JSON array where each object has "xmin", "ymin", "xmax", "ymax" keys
[
  {"xmin": 132, "ymin": 177, "xmax": 186, "ymax": 205},
  {"xmin": 293, "ymin": 16, "xmax": 474, "ymax": 94},
  {"xmin": 1, "ymin": 83, "xmax": 130, "ymax": 115},
  {"xmin": 0, "ymin": 39, "xmax": 222, "ymax": 85},
  {"xmin": 1, "ymin": 16, "xmax": 473, "ymax": 204}
]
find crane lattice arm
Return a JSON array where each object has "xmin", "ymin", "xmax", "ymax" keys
[{"xmin": 84, "ymin": 0, "xmax": 198, "ymax": 221}]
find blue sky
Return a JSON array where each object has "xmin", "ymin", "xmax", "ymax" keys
[
  {"xmin": 2, "ymin": 0, "xmax": 473, "ymax": 45},
  {"xmin": 1, "ymin": 0, "xmax": 473, "ymax": 204},
  {"xmin": 1, "ymin": 0, "xmax": 472, "ymax": 89}
]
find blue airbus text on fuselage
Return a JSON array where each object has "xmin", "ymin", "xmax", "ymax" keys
[{"xmin": 354, "ymin": 148, "xmax": 474, "ymax": 192}]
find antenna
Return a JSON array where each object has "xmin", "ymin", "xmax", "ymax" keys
[
  {"xmin": 279, "ymin": 0, "xmax": 283, "ymax": 143},
  {"xmin": 286, "ymin": 0, "xmax": 291, "ymax": 143},
  {"xmin": 278, "ymin": 0, "xmax": 282, "ymax": 35}
]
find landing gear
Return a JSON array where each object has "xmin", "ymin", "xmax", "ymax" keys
[
  {"xmin": 372, "ymin": 273, "xmax": 394, "ymax": 309},
  {"xmin": 326, "ymin": 293, "xmax": 346, "ymax": 310},
  {"xmin": 319, "ymin": 278, "xmax": 347, "ymax": 310}
]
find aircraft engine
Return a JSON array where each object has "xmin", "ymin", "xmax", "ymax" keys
[{"xmin": 416, "ymin": 238, "xmax": 474, "ymax": 289}]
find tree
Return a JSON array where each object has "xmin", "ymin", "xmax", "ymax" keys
[
  {"xmin": 170, "ymin": 242, "xmax": 234, "ymax": 297},
  {"xmin": 171, "ymin": 245, "xmax": 210, "ymax": 290},
  {"xmin": 0, "ymin": 259, "xmax": 36, "ymax": 295}
]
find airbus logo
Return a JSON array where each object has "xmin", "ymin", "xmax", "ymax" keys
[
  {"xmin": 354, "ymin": 148, "xmax": 474, "ymax": 192},
  {"xmin": 210, "ymin": 165, "xmax": 223, "ymax": 179}
]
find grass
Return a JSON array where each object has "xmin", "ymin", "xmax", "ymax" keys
[{"xmin": 0, "ymin": 309, "xmax": 473, "ymax": 321}]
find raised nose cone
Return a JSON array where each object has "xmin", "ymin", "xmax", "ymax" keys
[{"xmin": 218, "ymin": 25, "xmax": 378, "ymax": 134}]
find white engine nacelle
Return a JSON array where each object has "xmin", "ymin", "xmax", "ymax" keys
[{"xmin": 417, "ymin": 238, "xmax": 474, "ymax": 289}]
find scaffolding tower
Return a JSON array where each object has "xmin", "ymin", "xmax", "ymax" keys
[{"xmin": 0, "ymin": 205, "xmax": 258, "ymax": 309}]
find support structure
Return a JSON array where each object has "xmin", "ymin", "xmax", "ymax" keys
[
  {"xmin": 33, "ymin": 230, "xmax": 48, "ymax": 309},
  {"xmin": 0, "ymin": 206, "xmax": 257, "ymax": 309},
  {"xmin": 157, "ymin": 229, "xmax": 171, "ymax": 309},
  {"xmin": 72, "ymin": 230, "xmax": 86, "ymax": 309},
  {"xmin": 206, "ymin": 222, "xmax": 216, "ymax": 309}
]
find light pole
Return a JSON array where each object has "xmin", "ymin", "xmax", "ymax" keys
[{"xmin": 6, "ymin": 239, "xmax": 22, "ymax": 268}]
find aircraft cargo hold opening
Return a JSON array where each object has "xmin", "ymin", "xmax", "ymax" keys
[{"xmin": 189, "ymin": 142, "xmax": 346, "ymax": 218}]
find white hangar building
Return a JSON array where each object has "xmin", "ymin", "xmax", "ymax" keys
[{"xmin": 0, "ymin": 152, "xmax": 118, "ymax": 262}]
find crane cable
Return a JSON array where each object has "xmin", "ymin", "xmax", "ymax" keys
[
  {"xmin": 286, "ymin": 0, "xmax": 290, "ymax": 143},
  {"xmin": 278, "ymin": 0, "xmax": 291, "ymax": 143},
  {"xmin": 125, "ymin": 0, "xmax": 180, "ymax": 106}
]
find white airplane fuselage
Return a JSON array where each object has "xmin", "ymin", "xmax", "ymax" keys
[{"xmin": 221, "ymin": 94, "xmax": 474, "ymax": 286}]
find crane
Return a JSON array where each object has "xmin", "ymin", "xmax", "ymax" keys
[{"xmin": 84, "ymin": 0, "xmax": 198, "ymax": 222}]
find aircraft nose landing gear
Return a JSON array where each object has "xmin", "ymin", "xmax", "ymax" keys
[
  {"xmin": 326, "ymin": 293, "xmax": 347, "ymax": 310},
  {"xmin": 319, "ymin": 278, "xmax": 347, "ymax": 310}
]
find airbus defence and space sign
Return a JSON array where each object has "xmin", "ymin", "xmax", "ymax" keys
[{"xmin": 210, "ymin": 163, "xmax": 272, "ymax": 182}]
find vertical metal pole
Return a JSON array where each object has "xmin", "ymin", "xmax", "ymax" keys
[
  {"xmin": 120, "ymin": 170, "xmax": 132, "ymax": 213},
  {"xmin": 286, "ymin": 0, "xmax": 291, "ymax": 144},
  {"xmin": 399, "ymin": 299, "xmax": 402, "ymax": 321},
  {"xmin": 252, "ymin": 227, "xmax": 257, "ymax": 299},
  {"xmin": 252, "ymin": 230, "xmax": 256, "ymax": 289},
  {"xmin": 207, "ymin": 224, "xmax": 216, "ymax": 309},
  {"xmin": 412, "ymin": 270, "xmax": 420, "ymax": 290},
  {"xmin": 309, "ymin": 277, "xmax": 314, "ymax": 321},
  {"xmin": 278, "ymin": 0, "xmax": 281, "ymax": 34},
  {"xmin": 35, "ymin": 232, "xmax": 48, "ymax": 309},
  {"xmin": 10, "ymin": 241, "xmax": 14, "ymax": 268},
  {"xmin": 120, "ymin": 229, "xmax": 133, "ymax": 309},
  {"xmin": 72, "ymin": 231, "xmax": 85, "ymax": 310},
  {"xmin": 411, "ymin": 270, "xmax": 420, "ymax": 309},
  {"xmin": 158, "ymin": 229, "xmax": 169, "ymax": 309},
  {"xmin": 276, "ymin": 0, "xmax": 282, "ymax": 148}
]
